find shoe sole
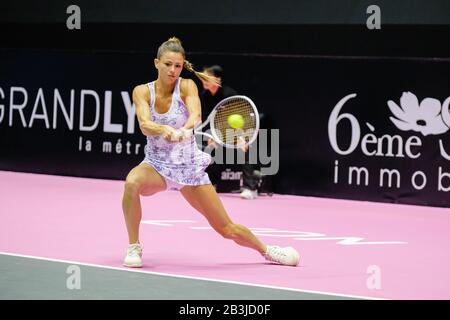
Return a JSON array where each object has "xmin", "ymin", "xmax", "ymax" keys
[{"xmin": 123, "ymin": 263, "xmax": 143, "ymax": 268}]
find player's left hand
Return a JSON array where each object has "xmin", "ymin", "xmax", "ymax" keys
[{"xmin": 170, "ymin": 128, "xmax": 192, "ymax": 142}]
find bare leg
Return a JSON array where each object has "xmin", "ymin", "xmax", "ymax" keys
[
  {"xmin": 122, "ymin": 163, "xmax": 166, "ymax": 244},
  {"xmin": 180, "ymin": 184, "xmax": 267, "ymax": 255}
]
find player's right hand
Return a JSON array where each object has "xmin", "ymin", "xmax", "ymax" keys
[{"xmin": 161, "ymin": 125, "xmax": 181, "ymax": 143}]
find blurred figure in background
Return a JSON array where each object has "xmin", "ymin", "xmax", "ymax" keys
[{"xmin": 200, "ymin": 65, "xmax": 259, "ymax": 199}]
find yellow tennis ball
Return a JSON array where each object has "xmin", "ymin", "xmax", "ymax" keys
[{"xmin": 227, "ymin": 114, "xmax": 245, "ymax": 129}]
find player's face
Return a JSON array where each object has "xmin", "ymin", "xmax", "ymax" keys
[{"xmin": 155, "ymin": 51, "xmax": 184, "ymax": 84}]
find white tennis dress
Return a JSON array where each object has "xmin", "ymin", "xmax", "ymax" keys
[{"xmin": 141, "ymin": 78, "xmax": 212, "ymax": 190}]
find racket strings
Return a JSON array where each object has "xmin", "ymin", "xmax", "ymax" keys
[{"xmin": 213, "ymin": 98, "xmax": 257, "ymax": 146}]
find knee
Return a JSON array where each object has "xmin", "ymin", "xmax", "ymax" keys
[
  {"xmin": 124, "ymin": 178, "xmax": 141, "ymax": 196},
  {"xmin": 218, "ymin": 223, "xmax": 239, "ymax": 240}
]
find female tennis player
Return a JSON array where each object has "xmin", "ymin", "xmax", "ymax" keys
[{"xmin": 122, "ymin": 37, "xmax": 299, "ymax": 267}]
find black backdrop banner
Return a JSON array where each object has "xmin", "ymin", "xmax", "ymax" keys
[{"xmin": 1, "ymin": 48, "xmax": 450, "ymax": 207}]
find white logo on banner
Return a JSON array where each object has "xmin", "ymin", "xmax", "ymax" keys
[
  {"xmin": 329, "ymin": 92, "xmax": 450, "ymax": 192},
  {"xmin": 388, "ymin": 92, "xmax": 449, "ymax": 136}
]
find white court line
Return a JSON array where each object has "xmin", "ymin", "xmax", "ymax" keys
[{"xmin": 0, "ymin": 251, "xmax": 385, "ymax": 300}]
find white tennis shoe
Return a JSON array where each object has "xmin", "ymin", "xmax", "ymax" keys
[
  {"xmin": 240, "ymin": 188, "xmax": 258, "ymax": 200},
  {"xmin": 264, "ymin": 245, "xmax": 300, "ymax": 266},
  {"xmin": 123, "ymin": 243, "xmax": 143, "ymax": 268}
]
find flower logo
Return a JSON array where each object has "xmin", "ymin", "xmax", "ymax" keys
[{"xmin": 388, "ymin": 92, "xmax": 449, "ymax": 136}]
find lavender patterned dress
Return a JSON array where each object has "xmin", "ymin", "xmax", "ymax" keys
[{"xmin": 141, "ymin": 78, "xmax": 211, "ymax": 190}]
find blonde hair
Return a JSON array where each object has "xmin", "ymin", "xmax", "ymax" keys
[{"xmin": 157, "ymin": 37, "xmax": 221, "ymax": 86}]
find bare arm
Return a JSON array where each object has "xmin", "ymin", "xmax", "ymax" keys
[
  {"xmin": 181, "ymin": 79, "xmax": 202, "ymax": 130},
  {"xmin": 133, "ymin": 84, "xmax": 173, "ymax": 138}
]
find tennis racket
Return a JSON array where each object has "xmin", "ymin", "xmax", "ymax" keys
[{"xmin": 194, "ymin": 95, "xmax": 260, "ymax": 149}]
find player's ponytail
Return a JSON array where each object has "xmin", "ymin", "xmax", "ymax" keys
[
  {"xmin": 183, "ymin": 59, "xmax": 221, "ymax": 86},
  {"xmin": 157, "ymin": 37, "xmax": 221, "ymax": 86}
]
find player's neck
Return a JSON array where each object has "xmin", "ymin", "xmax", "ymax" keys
[{"xmin": 155, "ymin": 78, "xmax": 176, "ymax": 96}]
